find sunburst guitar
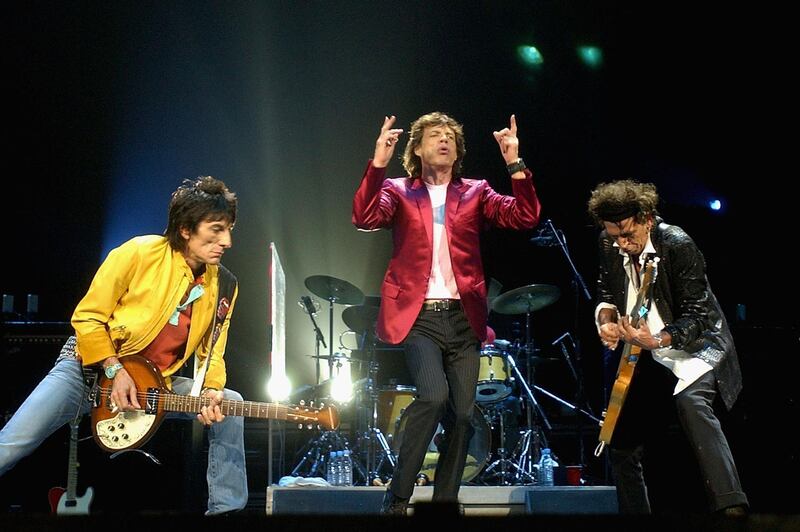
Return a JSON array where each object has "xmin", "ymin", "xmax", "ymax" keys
[{"xmin": 91, "ymin": 355, "xmax": 338, "ymax": 452}]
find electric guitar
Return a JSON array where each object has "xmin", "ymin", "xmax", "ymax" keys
[
  {"xmin": 91, "ymin": 355, "xmax": 339, "ymax": 452},
  {"xmin": 595, "ymin": 257, "xmax": 659, "ymax": 456},
  {"xmin": 48, "ymin": 418, "xmax": 94, "ymax": 515}
]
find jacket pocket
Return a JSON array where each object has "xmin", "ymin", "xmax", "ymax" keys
[{"xmin": 383, "ymin": 280, "xmax": 402, "ymax": 300}]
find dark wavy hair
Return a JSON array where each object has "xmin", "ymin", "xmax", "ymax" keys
[
  {"xmin": 165, "ymin": 176, "xmax": 237, "ymax": 251},
  {"xmin": 402, "ymin": 112, "xmax": 466, "ymax": 177},
  {"xmin": 587, "ymin": 179, "xmax": 659, "ymax": 226}
]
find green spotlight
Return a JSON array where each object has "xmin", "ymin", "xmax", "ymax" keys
[
  {"xmin": 517, "ymin": 45, "xmax": 544, "ymax": 67},
  {"xmin": 577, "ymin": 46, "xmax": 603, "ymax": 69}
]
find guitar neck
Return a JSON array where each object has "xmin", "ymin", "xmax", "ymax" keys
[
  {"xmin": 161, "ymin": 394, "xmax": 290, "ymax": 420},
  {"xmin": 65, "ymin": 422, "xmax": 79, "ymax": 500}
]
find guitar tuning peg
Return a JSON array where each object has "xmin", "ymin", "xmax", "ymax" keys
[
  {"xmin": 306, "ymin": 424, "xmax": 313, "ymax": 430},
  {"xmin": 297, "ymin": 424, "xmax": 303, "ymax": 429},
  {"xmin": 299, "ymin": 399, "xmax": 305, "ymax": 406},
  {"xmin": 319, "ymin": 402, "xmax": 325, "ymax": 408}
]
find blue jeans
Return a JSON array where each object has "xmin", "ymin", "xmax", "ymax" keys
[{"xmin": 0, "ymin": 357, "xmax": 248, "ymax": 514}]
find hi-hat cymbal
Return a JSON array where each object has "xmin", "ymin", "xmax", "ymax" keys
[
  {"xmin": 305, "ymin": 275, "xmax": 365, "ymax": 305},
  {"xmin": 491, "ymin": 284, "xmax": 560, "ymax": 315},
  {"xmin": 308, "ymin": 352, "xmax": 351, "ymax": 360},
  {"xmin": 342, "ymin": 304, "xmax": 379, "ymax": 333}
]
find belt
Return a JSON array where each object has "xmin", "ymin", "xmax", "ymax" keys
[{"xmin": 421, "ymin": 299, "xmax": 462, "ymax": 311}]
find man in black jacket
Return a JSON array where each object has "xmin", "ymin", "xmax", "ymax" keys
[{"xmin": 588, "ymin": 180, "xmax": 748, "ymax": 516}]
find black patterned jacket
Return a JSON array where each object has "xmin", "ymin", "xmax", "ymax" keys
[{"xmin": 596, "ymin": 218, "xmax": 742, "ymax": 409}]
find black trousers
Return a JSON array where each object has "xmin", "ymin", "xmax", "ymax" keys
[
  {"xmin": 609, "ymin": 351, "xmax": 748, "ymax": 513},
  {"xmin": 388, "ymin": 307, "xmax": 480, "ymax": 501}
]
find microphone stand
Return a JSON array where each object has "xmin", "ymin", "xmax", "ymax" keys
[
  {"xmin": 301, "ymin": 297, "xmax": 327, "ymax": 385},
  {"xmin": 543, "ymin": 219, "xmax": 591, "ymax": 303},
  {"xmin": 537, "ymin": 220, "xmax": 595, "ymax": 469}
]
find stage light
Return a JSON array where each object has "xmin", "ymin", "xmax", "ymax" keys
[
  {"xmin": 517, "ymin": 45, "xmax": 544, "ymax": 67},
  {"xmin": 330, "ymin": 358, "xmax": 353, "ymax": 404},
  {"xmin": 709, "ymin": 199, "xmax": 722, "ymax": 211},
  {"xmin": 267, "ymin": 374, "xmax": 291, "ymax": 402},
  {"xmin": 577, "ymin": 46, "xmax": 603, "ymax": 69}
]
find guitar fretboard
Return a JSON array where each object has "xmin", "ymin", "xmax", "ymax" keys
[{"xmin": 161, "ymin": 393, "xmax": 290, "ymax": 420}]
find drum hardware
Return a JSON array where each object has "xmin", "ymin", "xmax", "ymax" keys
[
  {"xmin": 290, "ymin": 426, "xmax": 363, "ymax": 480},
  {"xmin": 351, "ymin": 360, "xmax": 402, "ymax": 484},
  {"xmin": 344, "ymin": 305, "xmax": 404, "ymax": 486},
  {"xmin": 551, "ymin": 332, "xmax": 600, "ymax": 469},
  {"xmin": 304, "ymin": 275, "xmax": 365, "ymax": 382},
  {"xmin": 479, "ymin": 401, "xmax": 535, "ymax": 485}
]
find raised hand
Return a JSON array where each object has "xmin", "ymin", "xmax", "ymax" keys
[
  {"xmin": 492, "ymin": 114, "xmax": 520, "ymax": 164},
  {"xmin": 373, "ymin": 115, "xmax": 404, "ymax": 168}
]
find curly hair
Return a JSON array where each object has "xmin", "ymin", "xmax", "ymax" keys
[
  {"xmin": 165, "ymin": 176, "xmax": 238, "ymax": 251},
  {"xmin": 587, "ymin": 180, "xmax": 659, "ymax": 226},
  {"xmin": 402, "ymin": 112, "xmax": 466, "ymax": 177}
]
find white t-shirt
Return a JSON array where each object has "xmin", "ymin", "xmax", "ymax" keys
[{"xmin": 424, "ymin": 182, "xmax": 459, "ymax": 299}]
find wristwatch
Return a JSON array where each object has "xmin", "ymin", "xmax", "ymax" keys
[
  {"xmin": 104, "ymin": 362, "xmax": 124, "ymax": 379},
  {"xmin": 506, "ymin": 158, "xmax": 526, "ymax": 175},
  {"xmin": 653, "ymin": 332, "xmax": 667, "ymax": 349}
]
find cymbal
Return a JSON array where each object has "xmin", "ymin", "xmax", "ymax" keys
[
  {"xmin": 308, "ymin": 352, "xmax": 351, "ymax": 360},
  {"xmin": 491, "ymin": 284, "xmax": 560, "ymax": 315},
  {"xmin": 342, "ymin": 304, "xmax": 379, "ymax": 333},
  {"xmin": 305, "ymin": 275, "xmax": 365, "ymax": 305}
]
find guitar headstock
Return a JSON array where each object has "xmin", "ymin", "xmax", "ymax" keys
[{"xmin": 287, "ymin": 402, "xmax": 340, "ymax": 431}]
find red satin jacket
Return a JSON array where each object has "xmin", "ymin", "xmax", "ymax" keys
[{"xmin": 352, "ymin": 160, "xmax": 541, "ymax": 344}]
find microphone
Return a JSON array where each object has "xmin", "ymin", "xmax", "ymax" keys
[{"xmin": 299, "ymin": 295, "xmax": 320, "ymax": 316}]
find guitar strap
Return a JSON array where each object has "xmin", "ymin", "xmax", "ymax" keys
[{"xmin": 190, "ymin": 264, "xmax": 237, "ymax": 396}]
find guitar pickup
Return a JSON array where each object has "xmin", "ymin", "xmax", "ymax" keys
[{"xmin": 144, "ymin": 388, "xmax": 160, "ymax": 415}]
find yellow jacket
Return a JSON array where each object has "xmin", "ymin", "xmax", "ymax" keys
[{"xmin": 71, "ymin": 235, "xmax": 237, "ymax": 390}]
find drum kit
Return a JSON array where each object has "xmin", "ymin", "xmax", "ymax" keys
[{"xmin": 290, "ymin": 274, "xmax": 587, "ymax": 486}]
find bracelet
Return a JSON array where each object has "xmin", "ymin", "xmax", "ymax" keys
[{"xmin": 506, "ymin": 158, "xmax": 526, "ymax": 175}]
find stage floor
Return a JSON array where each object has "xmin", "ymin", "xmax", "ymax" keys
[{"xmin": 267, "ymin": 484, "xmax": 619, "ymax": 516}]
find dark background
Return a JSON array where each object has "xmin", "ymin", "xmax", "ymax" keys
[{"xmin": 2, "ymin": 0, "xmax": 796, "ymax": 516}]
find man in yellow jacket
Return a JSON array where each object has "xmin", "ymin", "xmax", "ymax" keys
[{"xmin": 0, "ymin": 176, "xmax": 247, "ymax": 515}]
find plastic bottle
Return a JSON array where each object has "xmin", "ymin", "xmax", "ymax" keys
[
  {"xmin": 327, "ymin": 450, "xmax": 338, "ymax": 486},
  {"xmin": 341, "ymin": 449, "xmax": 353, "ymax": 487},
  {"xmin": 539, "ymin": 448, "xmax": 554, "ymax": 486}
]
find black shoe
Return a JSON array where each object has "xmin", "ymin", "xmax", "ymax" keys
[
  {"xmin": 380, "ymin": 490, "xmax": 409, "ymax": 516},
  {"xmin": 719, "ymin": 504, "xmax": 748, "ymax": 518}
]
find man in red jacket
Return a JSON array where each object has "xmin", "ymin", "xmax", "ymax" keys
[{"xmin": 353, "ymin": 112, "xmax": 541, "ymax": 514}]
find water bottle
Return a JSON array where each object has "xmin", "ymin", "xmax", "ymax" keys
[
  {"xmin": 327, "ymin": 451, "xmax": 338, "ymax": 485},
  {"xmin": 539, "ymin": 448, "xmax": 554, "ymax": 486},
  {"xmin": 341, "ymin": 450, "xmax": 353, "ymax": 487}
]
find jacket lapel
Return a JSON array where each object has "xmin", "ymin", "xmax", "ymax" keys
[{"xmin": 412, "ymin": 178, "xmax": 434, "ymax": 249}]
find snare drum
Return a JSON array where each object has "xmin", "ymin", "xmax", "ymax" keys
[
  {"xmin": 476, "ymin": 345, "xmax": 513, "ymax": 403},
  {"xmin": 376, "ymin": 385, "xmax": 417, "ymax": 444}
]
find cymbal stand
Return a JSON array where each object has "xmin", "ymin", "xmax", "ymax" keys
[
  {"xmin": 326, "ymin": 296, "xmax": 337, "ymax": 377},
  {"xmin": 506, "ymin": 351, "xmax": 550, "ymax": 483}
]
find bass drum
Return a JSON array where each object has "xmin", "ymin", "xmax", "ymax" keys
[{"xmin": 392, "ymin": 404, "xmax": 490, "ymax": 482}]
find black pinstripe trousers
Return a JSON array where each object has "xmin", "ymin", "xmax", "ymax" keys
[{"xmin": 388, "ymin": 306, "xmax": 480, "ymax": 501}]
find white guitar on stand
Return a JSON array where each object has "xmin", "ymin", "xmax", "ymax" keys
[{"xmin": 48, "ymin": 418, "xmax": 94, "ymax": 515}]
